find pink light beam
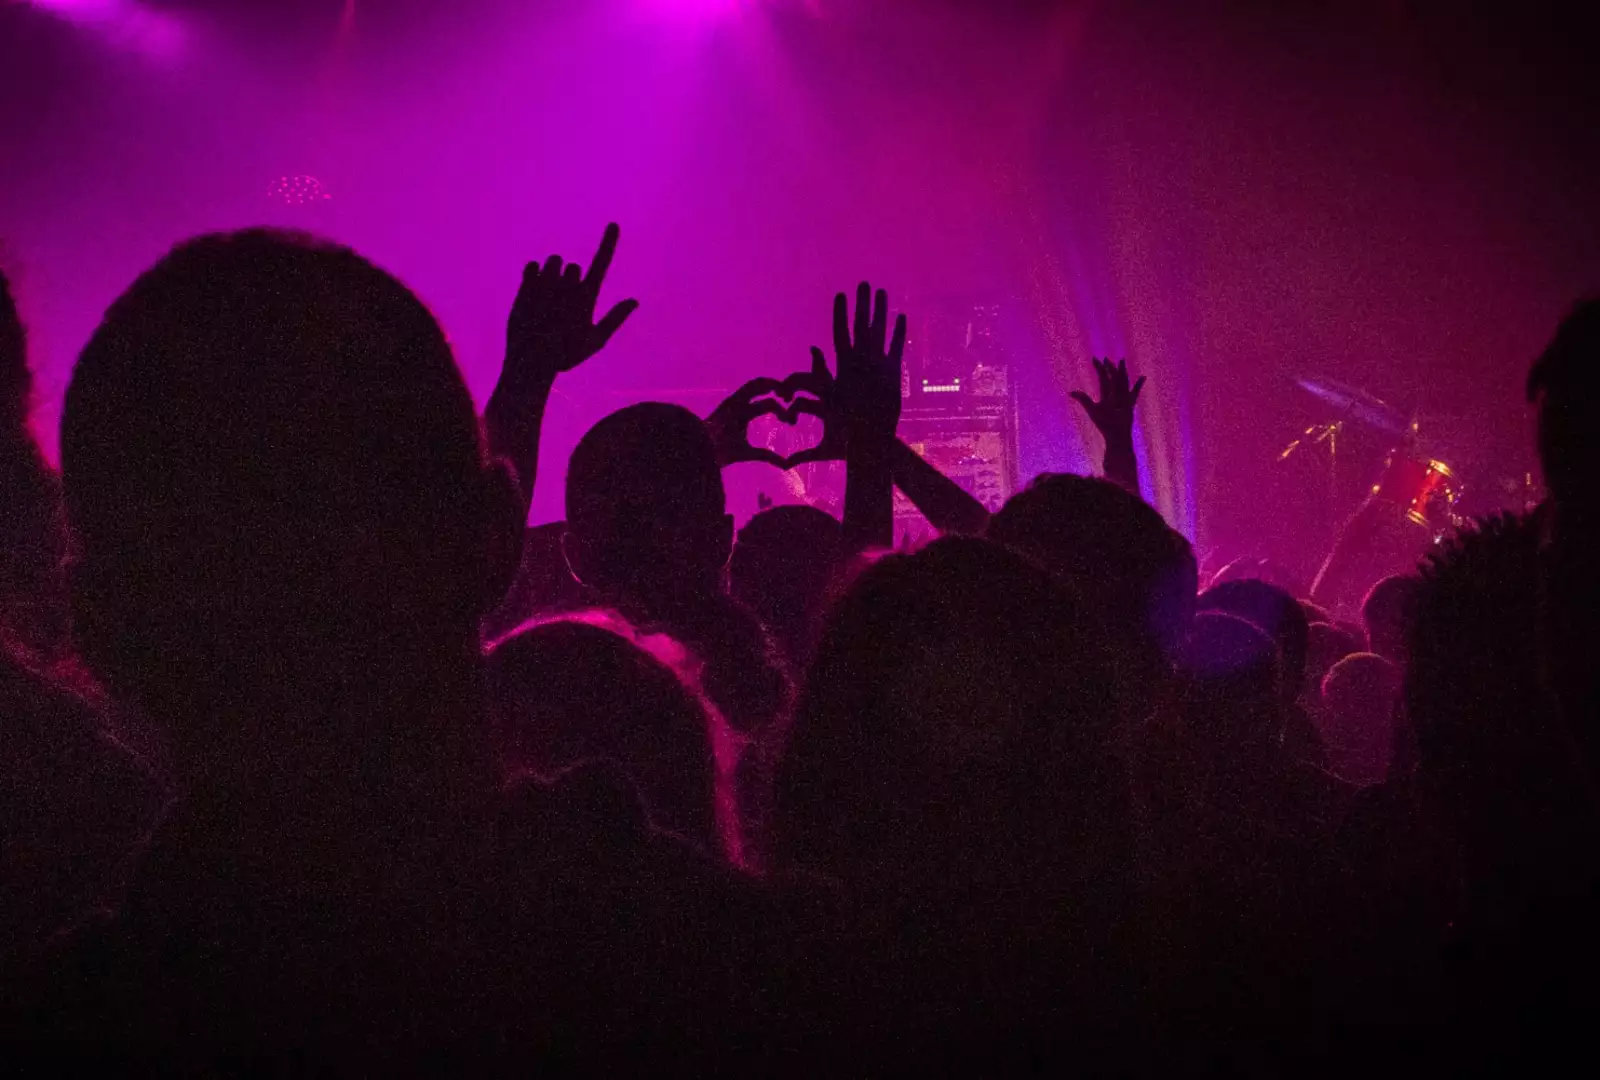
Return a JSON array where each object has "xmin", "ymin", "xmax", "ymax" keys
[{"xmin": 20, "ymin": 0, "xmax": 188, "ymax": 61}]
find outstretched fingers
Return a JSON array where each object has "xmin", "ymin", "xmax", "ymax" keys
[
  {"xmin": 584, "ymin": 222, "xmax": 621, "ymax": 295},
  {"xmin": 888, "ymin": 312, "xmax": 907, "ymax": 364},
  {"xmin": 870, "ymin": 288, "xmax": 889, "ymax": 355},
  {"xmin": 853, "ymin": 282, "xmax": 871, "ymax": 358},
  {"xmin": 590, "ymin": 299, "xmax": 639, "ymax": 352},
  {"xmin": 1094, "ymin": 357, "xmax": 1112, "ymax": 396},
  {"xmin": 833, "ymin": 292, "xmax": 852, "ymax": 369}
]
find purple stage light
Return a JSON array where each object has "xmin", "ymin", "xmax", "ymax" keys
[
  {"xmin": 636, "ymin": 0, "xmax": 822, "ymax": 23},
  {"xmin": 267, "ymin": 175, "xmax": 332, "ymax": 207},
  {"xmin": 642, "ymin": 0, "xmax": 748, "ymax": 16},
  {"xmin": 21, "ymin": 0, "xmax": 187, "ymax": 60}
]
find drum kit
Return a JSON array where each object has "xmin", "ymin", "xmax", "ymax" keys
[{"xmin": 1285, "ymin": 375, "xmax": 1464, "ymax": 539}]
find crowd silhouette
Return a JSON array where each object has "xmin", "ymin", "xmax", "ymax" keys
[{"xmin": 2, "ymin": 222, "xmax": 1597, "ymax": 1070}]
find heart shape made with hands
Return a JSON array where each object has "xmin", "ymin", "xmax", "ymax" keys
[{"xmin": 707, "ymin": 367, "xmax": 845, "ymax": 471}]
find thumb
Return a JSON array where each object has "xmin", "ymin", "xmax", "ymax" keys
[
  {"xmin": 1069, "ymin": 391, "xmax": 1096, "ymax": 414},
  {"xmin": 590, "ymin": 298, "xmax": 639, "ymax": 352}
]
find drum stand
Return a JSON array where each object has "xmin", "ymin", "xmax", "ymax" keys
[{"xmin": 1278, "ymin": 419, "xmax": 1344, "ymax": 526}]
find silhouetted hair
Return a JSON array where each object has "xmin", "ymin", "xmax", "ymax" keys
[
  {"xmin": 1197, "ymin": 578, "xmax": 1309, "ymax": 702},
  {"xmin": 728, "ymin": 505, "xmax": 845, "ymax": 667},
  {"xmin": 1404, "ymin": 511, "xmax": 1600, "ymax": 933},
  {"xmin": 1360, "ymin": 574, "xmax": 1421, "ymax": 666},
  {"xmin": 1320, "ymin": 652, "xmax": 1400, "ymax": 785},
  {"xmin": 1298, "ymin": 598, "xmax": 1333, "ymax": 627},
  {"xmin": 1527, "ymin": 296, "xmax": 1600, "ymax": 402},
  {"xmin": 487, "ymin": 613, "xmax": 726, "ymax": 855},
  {"xmin": 1527, "ymin": 297, "xmax": 1600, "ymax": 513},
  {"xmin": 1177, "ymin": 611, "xmax": 1283, "ymax": 750},
  {"xmin": 1405, "ymin": 513, "xmax": 1553, "ymax": 805},
  {"xmin": 778, "ymin": 536, "xmax": 1121, "ymax": 883},
  {"xmin": 1303, "ymin": 622, "xmax": 1360, "ymax": 701},
  {"xmin": 62, "ymin": 229, "xmax": 504, "ymax": 730},
  {"xmin": 989, "ymin": 472, "xmax": 1196, "ymax": 669}
]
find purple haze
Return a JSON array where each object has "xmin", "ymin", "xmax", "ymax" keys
[{"xmin": 2, "ymin": 1, "xmax": 1595, "ymax": 571}]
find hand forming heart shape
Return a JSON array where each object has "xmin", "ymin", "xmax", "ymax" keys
[{"xmin": 706, "ymin": 359, "xmax": 845, "ymax": 470}]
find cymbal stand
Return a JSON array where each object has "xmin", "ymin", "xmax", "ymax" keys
[{"xmin": 1279, "ymin": 418, "xmax": 1345, "ymax": 539}]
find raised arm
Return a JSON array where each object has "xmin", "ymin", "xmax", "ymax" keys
[
  {"xmin": 771, "ymin": 341, "xmax": 989, "ymax": 536},
  {"xmin": 887, "ymin": 440, "xmax": 991, "ymax": 535},
  {"xmin": 1069, "ymin": 357, "xmax": 1145, "ymax": 496},
  {"xmin": 831, "ymin": 283, "xmax": 905, "ymax": 552},
  {"xmin": 485, "ymin": 223, "xmax": 639, "ymax": 514}
]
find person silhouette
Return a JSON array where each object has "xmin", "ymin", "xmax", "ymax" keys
[
  {"xmin": 1320, "ymin": 652, "xmax": 1401, "ymax": 787},
  {"xmin": 773, "ymin": 536, "xmax": 1134, "ymax": 1066},
  {"xmin": 486, "ymin": 614, "xmax": 732, "ymax": 860},
  {"xmin": 1361, "ymin": 575, "xmax": 1421, "ymax": 668},
  {"xmin": 563, "ymin": 400, "xmax": 792, "ymax": 867},
  {"xmin": 988, "ymin": 472, "xmax": 1197, "ymax": 722},
  {"xmin": 728, "ymin": 504, "xmax": 846, "ymax": 670},
  {"xmin": 1529, "ymin": 298, "xmax": 1600, "ymax": 772},
  {"xmin": 25, "ymin": 228, "xmax": 528, "ymax": 1066}
]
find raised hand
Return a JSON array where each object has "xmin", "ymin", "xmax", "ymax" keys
[
  {"xmin": 489, "ymin": 222, "xmax": 638, "ymax": 513},
  {"xmin": 827, "ymin": 282, "xmax": 906, "ymax": 551},
  {"xmin": 1069, "ymin": 357, "xmax": 1144, "ymax": 494},
  {"xmin": 705, "ymin": 377, "xmax": 796, "ymax": 469},
  {"xmin": 830, "ymin": 282, "xmax": 907, "ymax": 447},
  {"xmin": 501, "ymin": 222, "xmax": 639, "ymax": 395},
  {"xmin": 707, "ymin": 346, "xmax": 847, "ymax": 469},
  {"xmin": 1069, "ymin": 357, "xmax": 1145, "ymax": 444}
]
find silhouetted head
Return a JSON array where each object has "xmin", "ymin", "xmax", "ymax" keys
[
  {"xmin": 61, "ymin": 229, "xmax": 522, "ymax": 789},
  {"xmin": 1197, "ymin": 578, "xmax": 1309, "ymax": 704},
  {"xmin": 1320, "ymin": 653, "xmax": 1400, "ymax": 786},
  {"xmin": 1361, "ymin": 574, "xmax": 1421, "ymax": 666},
  {"xmin": 1304, "ymin": 621, "xmax": 1361, "ymax": 705},
  {"xmin": 1528, "ymin": 297, "xmax": 1600, "ymax": 521},
  {"xmin": 1207, "ymin": 555, "xmax": 1304, "ymax": 597},
  {"xmin": 989, "ymin": 473, "xmax": 1196, "ymax": 697},
  {"xmin": 486, "ymin": 614, "xmax": 723, "ymax": 853},
  {"xmin": 1403, "ymin": 513, "xmax": 1600, "ymax": 912},
  {"xmin": 1298, "ymin": 598, "xmax": 1333, "ymax": 627},
  {"xmin": 777, "ymin": 536, "xmax": 1123, "ymax": 891},
  {"xmin": 1176, "ymin": 612, "xmax": 1284, "ymax": 757},
  {"xmin": 1405, "ymin": 514, "xmax": 1550, "ymax": 811},
  {"xmin": 728, "ymin": 505, "xmax": 845, "ymax": 668},
  {"xmin": 564, "ymin": 402, "xmax": 733, "ymax": 615}
]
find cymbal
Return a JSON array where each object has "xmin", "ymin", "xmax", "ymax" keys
[{"xmin": 1295, "ymin": 375, "xmax": 1407, "ymax": 434}]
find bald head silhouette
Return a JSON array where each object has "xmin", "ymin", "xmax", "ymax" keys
[{"xmin": 563, "ymin": 402, "xmax": 733, "ymax": 613}]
